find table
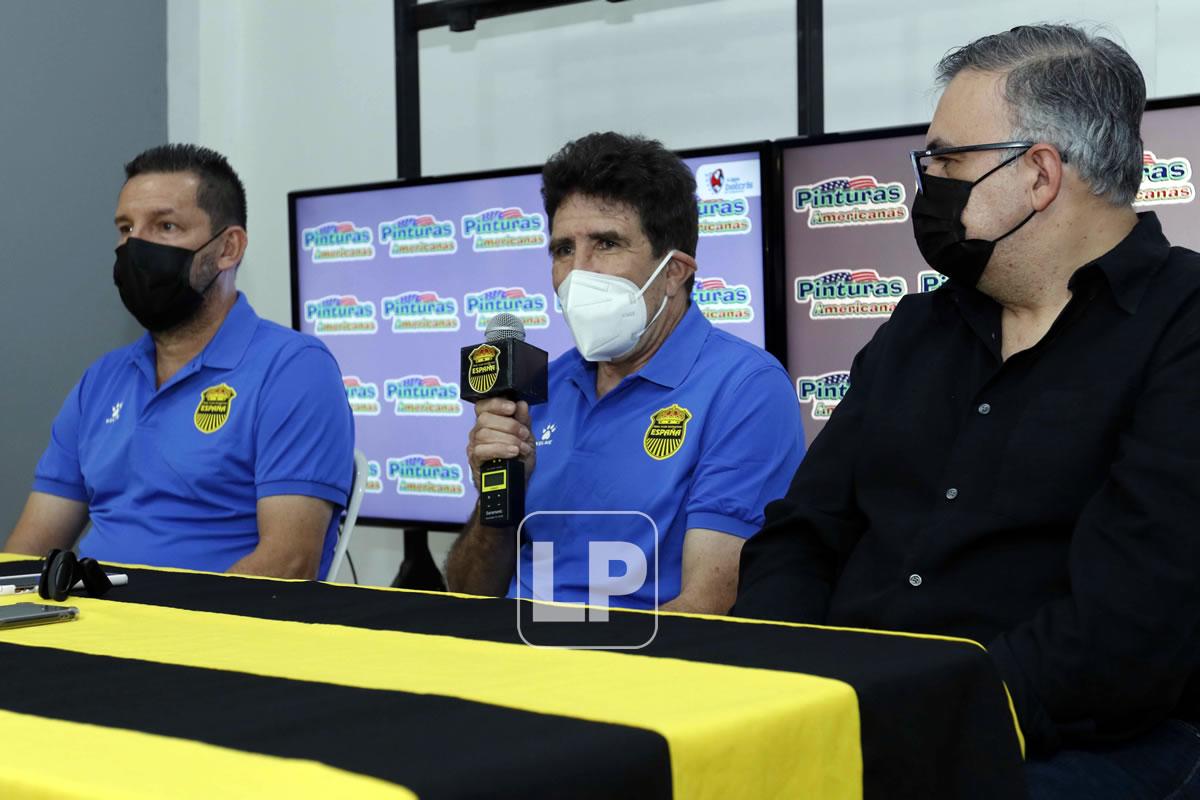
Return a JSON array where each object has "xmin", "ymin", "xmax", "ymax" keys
[{"xmin": 0, "ymin": 555, "xmax": 1025, "ymax": 799}]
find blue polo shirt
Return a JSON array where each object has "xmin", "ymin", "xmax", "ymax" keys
[
  {"xmin": 33, "ymin": 293, "xmax": 354, "ymax": 578},
  {"xmin": 510, "ymin": 302, "xmax": 804, "ymax": 608}
]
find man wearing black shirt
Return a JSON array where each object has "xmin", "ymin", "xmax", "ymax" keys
[{"xmin": 734, "ymin": 24, "xmax": 1200, "ymax": 798}]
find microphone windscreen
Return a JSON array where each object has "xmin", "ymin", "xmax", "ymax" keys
[{"xmin": 485, "ymin": 313, "xmax": 526, "ymax": 343}]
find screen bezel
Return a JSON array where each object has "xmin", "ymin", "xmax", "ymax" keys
[{"xmin": 287, "ymin": 141, "xmax": 780, "ymax": 531}]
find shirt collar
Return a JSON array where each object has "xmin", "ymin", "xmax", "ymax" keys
[
  {"xmin": 563, "ymin": 301, "xmax": 713, "ymax": 398},
  {"xmin": 945, "ymin": 211, "xmax": 1170, "ymax": 329},
  {"xmin": 130, "ymin": 330, "xmax": 156, "ymax": 385},
  {"xmin": 637, "ymin": 301, "xmax": 711, "ymax": 389},
  {"xmin": 127, "ymin": 292, "xmax": 260, "ymax": 379},
  {"xmin": 201, "ymin": 292, "xmax": 260, "ymax": 369},
  {"xmin": 1068, "ymin": 211, "xmax": 1170, "ymax": 315}
]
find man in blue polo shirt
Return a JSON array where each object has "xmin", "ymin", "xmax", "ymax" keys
[
  {"xmin": 446, "ymin": 132, "xmax": 803, "ymax": 613},
  {"xmin": 4, "ymin": 144, "xmax": 353, "ymax": 579}
]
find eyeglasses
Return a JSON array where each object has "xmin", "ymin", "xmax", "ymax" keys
[{"xmin": 909, "ymin": 141, "xmax": 1036, "ymax": 194}]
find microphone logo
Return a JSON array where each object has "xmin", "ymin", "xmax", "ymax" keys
[{"xmin": 466, "ymin": 343, "xmax": 501, "ymax": 394}]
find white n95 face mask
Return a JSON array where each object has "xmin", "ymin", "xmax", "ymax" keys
[{"xmin": 557, "ymin": 249, "xmax": 676, "ymax": 362}]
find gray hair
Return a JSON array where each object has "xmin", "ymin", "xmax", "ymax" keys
[{"xmin": 936, "ymin": 24, "xmax": 1145, "ymax": 206}]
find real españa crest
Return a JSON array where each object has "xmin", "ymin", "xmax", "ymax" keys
[
  {"xmin": 467, "ymin": 343, "xmax": 500, "ymax": 394},
  {"xmin": 643, "ymin": 404, "xmax": 692, "ymax": 461},
  {"xmin": 194, "ymin": 383, "xmax": 237, "ymax": 434}
]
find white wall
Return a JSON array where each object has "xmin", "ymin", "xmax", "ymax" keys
[
  {"xmin": 169, "ymin": 0, "xmax": 398, "ymax": 327},
  {"xmin": 823, "ymin": 0, "xmax": 1200, "ymax": 132},
  {"xmin": 169, "ymin": 0, "xmax": 1200, "ymax": 585},
  {"xmin": 418, "ymin": 0, "xmax": 799, "ymax": 174}
]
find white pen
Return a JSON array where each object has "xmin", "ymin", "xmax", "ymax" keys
[{"xmin": 0, "ymin": 573, "xmax": 128, "ymax": 596}]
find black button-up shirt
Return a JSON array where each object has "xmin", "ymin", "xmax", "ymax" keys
[{"xmin": 734, "ymin": 213, "xmax": 1200, "ymax": 756}]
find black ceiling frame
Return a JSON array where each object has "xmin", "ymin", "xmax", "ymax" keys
[
  {"xmin": 393, "ymin": 0, "xmax": 825, "ymax": 179},
  {"xmin": 796, "ymin": 0, "xmax": 823, "ymax": 137}
]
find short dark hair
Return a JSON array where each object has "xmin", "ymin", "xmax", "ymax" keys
[
  {"xmin": 542, "ymin": 132, "xmax": 698, "ymax": 291},
  {"xmin": 124, "ymin": 143, "xmax": 248, "ymax": 231}
]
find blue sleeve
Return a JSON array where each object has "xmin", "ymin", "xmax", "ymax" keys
[
  {"xmin": 686, "ymin": 364, "xmax": 805, "ymax": 538},
  {"xmin": 32, "ymin": 377, "xmax": 89, "ymax": 502},
  {"xmin": 255, "ymin": 344, "xmax": 354, "ymax": 507}
]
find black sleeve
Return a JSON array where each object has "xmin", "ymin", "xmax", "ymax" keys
[
  {"xmin": 731, "ymin": 324, "xmax": 883, "ymax": 624},
  {"xmin": 989, "ymin": 300, "xmax": 1200, "ymax": 756}
]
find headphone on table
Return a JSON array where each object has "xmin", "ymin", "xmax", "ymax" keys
[{"xmin": 38, "ymin": 549, "xmax": 113, "ymax": 602}]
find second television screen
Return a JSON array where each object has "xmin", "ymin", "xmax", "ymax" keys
[
  {"xmin": 781, "ymin": 96, "xmax": 1200, "ymax": 447},
  {"xmin": 291, "ymin": 148, "xmax": 770, "ymax": 528}
]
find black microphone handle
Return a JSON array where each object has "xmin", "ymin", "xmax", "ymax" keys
[
  {"xmin": 478, "ymin": 456, "xmax": 525, "ymax": 528},
  {"xmin": 461, "ymin": 337, "xmax": 545, "ymax": 528}
]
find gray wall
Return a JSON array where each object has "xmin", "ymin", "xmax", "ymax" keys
[{"xmin": 0, "ymin": 1, "xmax": 166, "ymax": 538}]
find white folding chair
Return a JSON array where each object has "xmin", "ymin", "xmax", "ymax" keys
[{"xmin": 328, "ymin": 448, "xmax": 368, "ymax": 582}]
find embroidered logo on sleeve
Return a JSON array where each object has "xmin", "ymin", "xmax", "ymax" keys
[
  {"xmin": 643, "ymin": 404, "xmax": 693, "ymax": 461},
  {"xmin": 194, "ymin": 383, "xmax": 237, "ymax": 434}
]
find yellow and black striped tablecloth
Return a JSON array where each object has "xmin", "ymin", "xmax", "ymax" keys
[{"xmin": 0, "ymin": 555, "xmax": 1025, "ymax": 799}]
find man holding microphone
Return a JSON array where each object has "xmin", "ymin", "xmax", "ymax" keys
[{"xmin": 447, "ymin": 132, "xmax": 802, "ymax": 614}]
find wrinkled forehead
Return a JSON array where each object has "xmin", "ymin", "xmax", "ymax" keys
[{"xmin": 551, "ymin": 192, "xmax": 645, "ymax": 238}]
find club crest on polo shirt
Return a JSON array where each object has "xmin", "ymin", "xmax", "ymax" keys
[
  {"xmin": 643, "ymin": 404, "xmax": 692, "ymax": 461},
  {"xmin": 194, "ymin": 383, "xmax": 237, "ymax": 434}
]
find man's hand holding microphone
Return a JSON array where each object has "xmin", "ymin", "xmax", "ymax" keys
[
  {"xmin": 458, "ymin": 313, "xmax": 548, "ymax": 527},
  {"xmin": 445, "ymin": 313, "xmax": 548, "ymax": 595},
  {"xmin": 466, "ymin": 397, "xmax": 536, "ymax": 491}
]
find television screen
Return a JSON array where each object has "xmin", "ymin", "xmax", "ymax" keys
[
  {"xmin": 779, "ymin": 95, "xmax": 1200, "ymax": 447},
  {"xmin": 290, "ymin": 146, "xmax": 773, "ymax": 528}
]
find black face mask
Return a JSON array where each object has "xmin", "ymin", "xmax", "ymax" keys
[
  {"xmin": 911, "ymin": 153, "xmax": 1036, "ymax": 287},
  {"xmin": 113, "ymin": 228, "xmax": 226, "ymax": 332}
]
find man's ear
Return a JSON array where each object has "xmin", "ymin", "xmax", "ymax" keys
[
  {"xmin": 1026, "ymin": 144, "xmax": 1065, "ymax": 212},
  {"xmin": 666, "ymin": 251, "xmax": 697, "ymax": 297},
  {"xmin": 216, "ymin": 226, "xmax": 248, "ymax": 271}
]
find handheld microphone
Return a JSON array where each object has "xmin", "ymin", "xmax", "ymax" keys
[{"xmin": 460, "ymin": 313, "xmax": 548, "ymax": 527}]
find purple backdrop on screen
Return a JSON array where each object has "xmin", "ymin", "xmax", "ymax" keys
[
  {"xmin": 292, "ymin": 152, "xmax": 768, "ymax": 527},
  {"xmin": 782, "ymin": 101, "xmax": 1200, "ymax": 447}
]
